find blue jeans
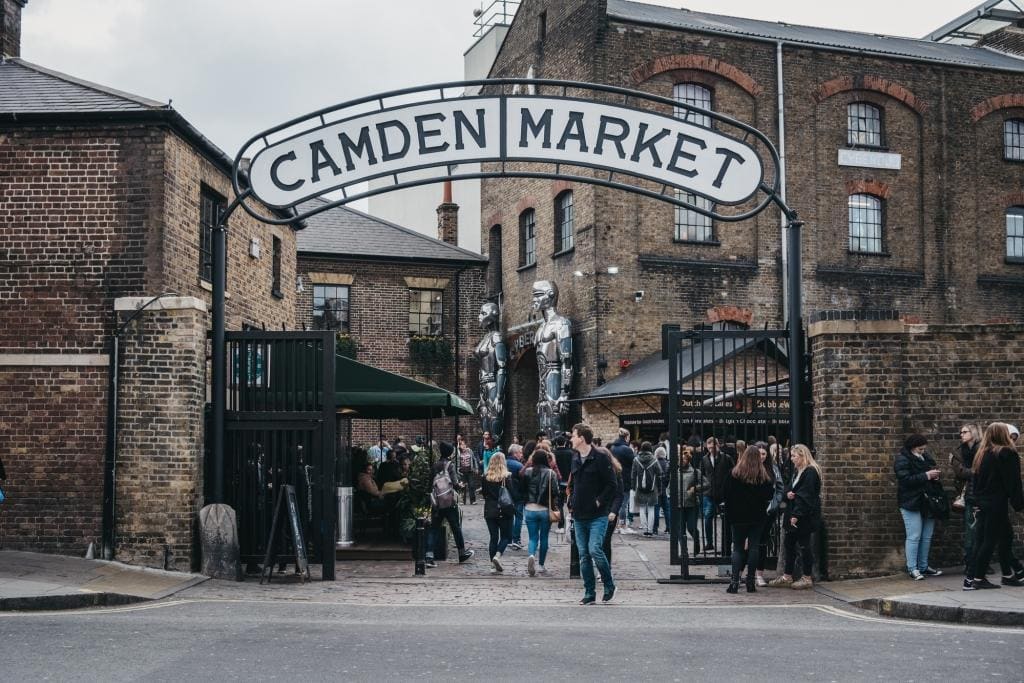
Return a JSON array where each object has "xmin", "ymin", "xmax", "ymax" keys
[
  {"xmin": 512, "ymin": 503, "xmax": 525, "ymax": 544},
  {"xmin": 652, "ymin": 493, "xmax": 671, "ymax": 533},
  {"xmin": 574, "ymin": 515, "xmax": 614, "ymax": 599},
  {"xmin": 899, "ymin": 508, "xmax": 935, "ymax": 572},
  {"xmin": 701, "ymin": 496, "xmax": 718, "ymax": 546},
  {"xmin": 524, "ymin": 508, "xmax": 551, "ymax": 565}
]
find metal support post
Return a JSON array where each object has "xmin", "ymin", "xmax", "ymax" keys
[
  {"xmin": 786, "ymin": 215, "xmax": 805, "ymax": 447},
  {"xmin": 414, "ymin": 517, "xmax": 427, "ymax": 575},
  {"xmin": 569, "ymin": 517, "xmax": 580, "ymax": 578}
]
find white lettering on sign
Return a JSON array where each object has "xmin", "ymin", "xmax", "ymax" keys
[
  {"xmin": 248, "ymin": 96, "xmax": 765, "ymax": 209},
  {"xmin": 837, "ymin": 148, "xmax": 902, "ymax": 170}
]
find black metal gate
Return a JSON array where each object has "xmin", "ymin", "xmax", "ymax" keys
[
  {"xmin": 218, "ymin": 330, "xmax": 336, "ymax": 580},
  {"xmin": 662, "ymin": 324, "xmax": 811, "ymax": 582}
]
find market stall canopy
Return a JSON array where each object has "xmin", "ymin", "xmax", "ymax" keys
[{"xmin": 335, "ymin": 355, "xmax": 474, "ymax": 419}]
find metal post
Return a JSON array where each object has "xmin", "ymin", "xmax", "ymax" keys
[
  {"xmin": 569, "ymin": 517, "xmax": 580, "ymax": 578},
  {"xmin": 102, "ymin": 333, "xmax": 119, "ymax": 560},
  {"xmin": 212, "ymin": 221, "xmax": 226, "ymax": 504},
  {"xmin": 786, "ymin": 216, "xmax": 805, "ymax": 447},
  {"xmin": 414, "ymin": 516, "xmax": 427, "ymax": 575}
]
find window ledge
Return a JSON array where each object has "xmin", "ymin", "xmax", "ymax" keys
[
  {"xmin": 551, "ymin": 247, "xmax": 575, "ymax": 259},
  {"xmin": 198, "ymin": 278, "xmax": 231, "ymax": 299},
  {"xmin": 516, "ymin": 262, "xmax": 538, "ymax": 273},
  {"xmin": 1004, "ymin": 156, "xmax": 1024, "ymax": 164},
  {"xmin": 271, "ymin": 289, "xmax": 284, "ymax": 300},
  {"xmin": 672, "ymin": 239, "xmax": 720, "ymax": 246},
  {"xmin": 1006, "ymin": 257, "xmax": 1024, "ymax": 265},
  {"xmin": 845, "ymin": 143, "xmax": 890, "ymax": 152},
  {"xmin": 847, "ymin": 250, "xmax": 891, "ymax": 257}
]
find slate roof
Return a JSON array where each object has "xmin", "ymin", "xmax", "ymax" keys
[
  {"xmin": 296, "ymin": 198, "xmax": 486, "ymax": 264},
  {"xmin": 608, "ymin": 0, "xmax": 1024, "ymax": 73},
  {"xmin": 0, "ymin": 58, "xmax": 167, "ymax": 113}
]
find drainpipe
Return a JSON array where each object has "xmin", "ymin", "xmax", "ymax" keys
[
  {"xmin": 102, "ymin": 292, "xmax": 178, "ymax": 561},
  {"xmin": 776, "ymin": 41, "xmax": 790, "ymax": 323}
]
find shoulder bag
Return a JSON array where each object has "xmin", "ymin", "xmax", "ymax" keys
[
  {"xmin": 923, "ymin": 482, "xmax": 950, "ymax": 520},
  {"xmin": 497, "ymin": 479, "xmax": 515, "ymax": 518},
  {"xmin": 547, "ymin": 470, "xmax": 562, "ymax": 524}
]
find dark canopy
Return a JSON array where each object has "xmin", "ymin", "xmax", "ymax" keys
[{"xmin": 335, "ymin": 355, "xmax": 474, "ymax": 419}]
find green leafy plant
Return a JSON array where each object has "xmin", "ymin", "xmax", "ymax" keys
[
  {"xmin": 335, "ymin": 333, "xmax": 357, "ymax": 359},
  {"xmin": 408, "ymin": 335, "xmax": 452, "ymax": 368}
]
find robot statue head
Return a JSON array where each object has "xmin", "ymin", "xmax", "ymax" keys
[
  {"xmin": 531, "ymin": 280, "xmax": 559, "ymax": 313},
  {"xmin": 479, "ymin": 302, "xmax": 499, "ymax": 328}
]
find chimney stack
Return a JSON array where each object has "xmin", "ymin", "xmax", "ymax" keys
[
  {"xmin": 436, "ymin": 180, "xmax": 459, "ymax": 246},
  {"xmin": 1, "ymin": 0, "xmax": 26, "ymax": 59}
]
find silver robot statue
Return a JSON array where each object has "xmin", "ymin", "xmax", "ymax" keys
[
  {"xmin": 532, "ymin": 280, "xmax": 573, "ymax": 436},
  {"xmin": 475, "ymin": 302, "xmax": 507, "ymax": 443}
]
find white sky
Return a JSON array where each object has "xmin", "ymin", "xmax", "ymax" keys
[{"xmin": 22, "ymin": 0, "xmax": 975, "ymax": 233}]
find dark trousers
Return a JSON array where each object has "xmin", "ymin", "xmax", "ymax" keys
[
  {"xmin": 486, "ymin": 516, "xmax": 512, "ymax": 558},
  {"xmin": 459, "ymin": 470, "xmax": 475, "ymax": 504},
  {"xmin": 783, "ymin": 518, "xmax": 814, "ymax": 576},
  {"xmin": 652, "ymin": 493, "xmax": 671, "ymax": 533},
  {"xmin": 971, "ymin": 504, "xmax": 1022, "ymax": 579},
  {"xmin": 731, "ymin": 522, "xmax": 764, "ymax": 583},
  {"xmin": 756, "ymin": 513, "xmax": 778, "ymax": 571},
  {"xmin": 429, "ymin": 506, "xmax": 466, "ymax": 559}
]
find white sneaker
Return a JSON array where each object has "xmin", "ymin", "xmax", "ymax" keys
[
  {"xmin": 909, "ymin": 569, "xmax": 924, "ymax": 581},
  {"xmin": 492, "ymin": 553, "xmax": 503, "ymax": 572},
  {"xmin": 621, "ymin": 527, "xmax": 637, "ymax": 535},
  {"xmin": 755, "ymin": 575, "xmax": 768, "ymax": 587},
  {"xmin": 538, "ymin": 565, "xmax": 547, "ymax": 574},
  {"xmin": 509, "ymin": 542, "xmax": 523, "ymax": 551},
  {"xmin": 528, "ymin": 555, "xmax": 536, "ymax": 577}
]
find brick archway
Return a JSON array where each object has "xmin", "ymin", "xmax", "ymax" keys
[
  {"xmin": 813, "ymin": 75, "xmax": 928, "ymax": 115},
  {"xmin": 846, "ymin": 179, "xmax": 891, "ymax": 200},
  {"xmin": 629, "ymin": 54, "xmax": 763, "ymax": 97},
  {"xmin": 971, "ymin": 93, "xmax": 1024, "ymax": 122}
]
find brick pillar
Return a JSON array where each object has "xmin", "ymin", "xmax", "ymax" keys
[
  {"xmin": 436, "ymin": 181, "xmax": 459, "ymax": 246},
  {"xmin": 1, "ymin": 0, "xmax": 24, "ymax": 59},
  {"xmin": 114, "ymin": 296, "xmax": 207, "ymax": 571}
]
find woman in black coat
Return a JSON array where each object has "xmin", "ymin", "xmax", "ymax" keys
[
  {"xmin": 894, "ymin": 434, "xmax": 943, "ymax": 581},
  {"xmin": 481, "ymin": 452, "xmax": 513, "ymax": 573},
  {"xmin": 967, "ymin": 422, "xmax": 1024, "ymax": 590},
  {"xmin": 769, "ymin": 444, "xmax": 822, "ymax": 590},
  {"xmin": 723, "ymin": 445, "xmax": 774, "ymax": 594}
]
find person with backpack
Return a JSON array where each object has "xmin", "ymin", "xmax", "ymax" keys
[
  {"xmin": 425, "ymin": 442, "xmax": 474, "ymax": 568},
  {"xmin": 506, "ymin": 444, "xmax": 526, "ymax": 551},
  {"xmin": 652, "ymin": 433, "xmax": 672, "ymax": 535},
  {"xmin": 522, "ymin": 448, "xmax": 561, "ymax": 576},
  {"xmin": 456, "ymin": 434, "xmax": 477, "ymax": 505},
  {"xmin": 631, "ymin": 442, "xmax": 661, "ymax": 535},
  {"xmin": 482, "ymin": 451, "xmax": 514, "ymax": 572}
]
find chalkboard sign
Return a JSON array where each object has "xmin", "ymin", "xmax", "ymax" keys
[{"xmin": 260, "ymin": 484, "xmax": 310, "ymax": 584}]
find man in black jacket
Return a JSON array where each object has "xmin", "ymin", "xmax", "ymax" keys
[
  {"xmin": 610, "ymin": 429, "xmax": 636, "ymax": 531},
  {"xmin": 699, "ymin": 436, "xmax": 734, "ymax": 551},
  {"xmin": 568, "ymin": 423, "xmax": 617, "ymax": 604}
]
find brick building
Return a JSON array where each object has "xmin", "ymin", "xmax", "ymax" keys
[
  {"xmin": 481, "ymin": 0, "xmax": 1024, "ymax": 443},
  {"xmin": 295, "ymin": 193, "xmax": 487, "ymax": 447},
  {"xmin": 0, "ymin": 0, "xmax": 301, "ymax": 568}
]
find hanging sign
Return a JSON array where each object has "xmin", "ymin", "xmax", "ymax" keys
[{"xmin": 234, "ymin": 79, "xmax": 781, "ymax": 225}]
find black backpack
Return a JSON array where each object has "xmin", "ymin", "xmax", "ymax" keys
[{"xmin": 638, "ymin": 460, "xmax": 658, "ymax": 494}]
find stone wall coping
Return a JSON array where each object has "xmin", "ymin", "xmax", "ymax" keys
[
  {"xmin": 0, "ymin": 354, "xmax": 109, "ymax": 366},
  {"xmin": 114, "ymin": 296, "xmax": 208, "ymax": 313},
  {"xmin": 808, "ymin": 320, "xmax": 1024, "ymax": 337},
  {"xmin": 403, "ymin": 276, "xmax": 450, "ymax": 290},
  {"xmin": 306, "ymin": 272, "xmax": 354, "ymax": 285}
]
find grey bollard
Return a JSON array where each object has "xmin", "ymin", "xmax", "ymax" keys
[{"xmin": 199, "ymin": 503, "xmax": 242, "ymax": 581}]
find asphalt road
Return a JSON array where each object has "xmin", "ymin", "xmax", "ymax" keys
[{"xmin": 2, "ymin": 600, "xmax": 1022, "ymax": 681}]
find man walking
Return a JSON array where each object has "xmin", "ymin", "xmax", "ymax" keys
[
  {"xmin": 568, "ymin": 423, "xmax": 617, "ymax": 604},
  {"xmin": 425, "ymin": 442, "xmax": 474, "ymax": 568},
  {"xmin": 652, "ymin": 433, "xmax": 672, "ymax": 535},
  {"xmin": 506, "ymin": 444, "xmax": 526, "ymax": 550}
]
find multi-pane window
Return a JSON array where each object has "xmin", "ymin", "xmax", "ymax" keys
[
  {"xmin": 673, "ymin": 83, "xmax": 712, "ymax": 127},
  {"xmin": 199, "ymin": 187, "xmax": 226, "ymax": 281},
  {"xmin": 848, "ymin": 103, "xmax": 883, "ymax": 148},
  {"xmin": 519, "ymin": 209, "xmax": 536, "ymax": 267},
  {"xmin": 271, "ymin": 236, "xmax": 282, "ymax": 297},
  {"xmin": 555, "ymin": 191, "xmax": 574, "ymax": 253},
  {"xmin": 1005, "ymin": 119, "xmax": 1024, "ymax": 161},
  {"xmin": 848, "ymin": 194, "xmax": 884, "ymax": 254},
  {"xmin": 312, "ymin": 284, "xmax": 350, "ymax": 332},
  {"xmin": 1008, "ymin": 207, "xmax": 1024, "ymax": 260},
  {"xmin": 409, "ymin": 289, "xmax": 443, "ymax": 336},
  {"xmin": 672, "ymin": 84, "xmax": 715, "ymax": 241}
]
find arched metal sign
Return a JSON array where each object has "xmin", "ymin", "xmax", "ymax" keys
[{"xmin": 232, "ymin": 78, "xmax": 782, "ymax": 225}]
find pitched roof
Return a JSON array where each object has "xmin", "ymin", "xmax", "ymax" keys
[
  {"xmin": 296, "ymin": 199, "xmax": 486, "ymax": 264},
  {"xmin": 607, "ymin": 0, "xmax": 1024, "ymax": 73},
  {"xmin": 0, "ymin": 58, "xmax": 167, "ymax": 113}
]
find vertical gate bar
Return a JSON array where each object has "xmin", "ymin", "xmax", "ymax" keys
[
  {"xmin": 322, "ymin": 333, "xmax": 337, "ymax": 580},
  {"xmin": 667, "ymin": 331, "xmax": 683, "ymax": 572}
]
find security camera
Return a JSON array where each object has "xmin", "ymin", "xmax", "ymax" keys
[{"xmin": 634, "ymin": 290, "xmax": 644, "ymax": 302}]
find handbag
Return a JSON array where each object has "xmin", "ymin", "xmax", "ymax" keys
[
  {"xmin": 923, "ymin": 483, "xmax": 950, "ymax": 520},
  {"xmin": 951, "ymin": 486, "xmax": 966, "ymax": 513},
  {"xmin": 497, "ymin": 480, "xmax": 515, "ymax": 518},
  {"xmin": 547, "ymin": 471, "xmax": 562, "ymax": 524}
]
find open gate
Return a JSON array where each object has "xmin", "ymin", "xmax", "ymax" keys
[
  {"xmin": 663, "ymin": 324, "xmax": 811, "ymax": 582},
  {"xmin": 216, "ymin": 330, "xmax": 337, "ymax": 580}
]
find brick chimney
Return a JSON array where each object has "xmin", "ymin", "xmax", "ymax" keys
[
  {"xmin": 436, "ymin": 180, "xmax": 459, "ymax": 246},
  {"xmin": 1, "ymin": 0, "xmax": 26, "ymax": 59}
]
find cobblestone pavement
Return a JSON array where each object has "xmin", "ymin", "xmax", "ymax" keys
[{"xmin": 181, "ymin": 501, "xmax": 837, "ymax": 608}]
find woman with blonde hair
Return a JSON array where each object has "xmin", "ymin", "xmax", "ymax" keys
[
  {"xmin": 482, "ymin": 451, "xmax": 514, "ymax": 572},
  {"xmin": 966, "ymin": 422, "xmax": 1024, "ymax": 590},
  {"xmin": 723, "ymin": 445, "xmax": 774, "ymax": 593},
  {"xmin": 769, "ymin": 444, "xmax": 822, "ymax": 590}
]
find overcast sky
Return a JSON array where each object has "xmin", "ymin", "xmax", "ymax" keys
[{"xmin": 22, "ymin": 0, "xmax": 974, "ymax": 232}]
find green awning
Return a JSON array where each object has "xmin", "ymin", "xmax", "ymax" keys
[{"xmin": 335, "ymin": 355, "xmax": 475, "ymax": 420}]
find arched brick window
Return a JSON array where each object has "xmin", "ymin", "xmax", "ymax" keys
[
  {"xmin": 1008, "ymin": 206, "xmax": 1024, "ymax": 261},
  {"xmin": 1005, "ymin": 119, "xmax": 1024, "ymax": 161},
  {"xmin": 848, "ymin": 102, "xmax": 884, "ymax": 148},
  {"xmin": 672, "ymin": 83, "xmax": 715, "ymax": 243},
  {"xmin": 554, "ymin": 190, "xmax": 574, "ymax": 253},
  {"xmin": 519, "ymin": 209, "xmax": 536, "ymax": 267},
  {"xmin": 848, "ymin": 194, "xmax": 884, "ymax": 254}
]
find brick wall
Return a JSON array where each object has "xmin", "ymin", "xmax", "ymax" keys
[{"xmin": 810, "ymin": 320, "xmax": 1024, "ymax": 578}]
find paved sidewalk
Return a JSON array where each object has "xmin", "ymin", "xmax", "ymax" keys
[
  {"xmin": 822, "ymin": 570, "xmax": 1024, "ymax": 626},
  {"xmin": 0, "ymin": 550, "xmax": 208, "ymax": 611}
]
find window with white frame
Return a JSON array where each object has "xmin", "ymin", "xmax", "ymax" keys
[
  {"xmin": 312, "ymin": 284, "xmax": 350, "ymax": 332},
  {"xmin": 848, "ymin": 194, "xmax": 884, "ymax": 254},
  {"xmin": 519, "ymin": 209, "xmax": 536, "ymax": 266},
  {"xmin": 672, "ymin": 83, "xmax": 715, "ymax": 242},
  {"xmin": 409, "ymin": 289, "xmax": 443, "ymax": 336},
  {"xmin": 1007, "ymin": 207, "xmax": 1024, "ymax": 260},
  {"xmin": 555, "ymin": 191, "xmax": 574, "ymax": 253},
  {"xmin": 848, "ymin": 103, "xmax": 883, "ymax": 148},
  {"xmin": 1005, "ymin": 119, "xmax": 1024, "ymax": 161}
]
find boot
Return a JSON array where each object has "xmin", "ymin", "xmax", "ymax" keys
[
  {"xmin": 726, "ymin": 581, "xmax": 739, "ymax": 594},
  {"xmin": 746, "ymin": 575, "xmax": 756, "ymax": 593}
]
